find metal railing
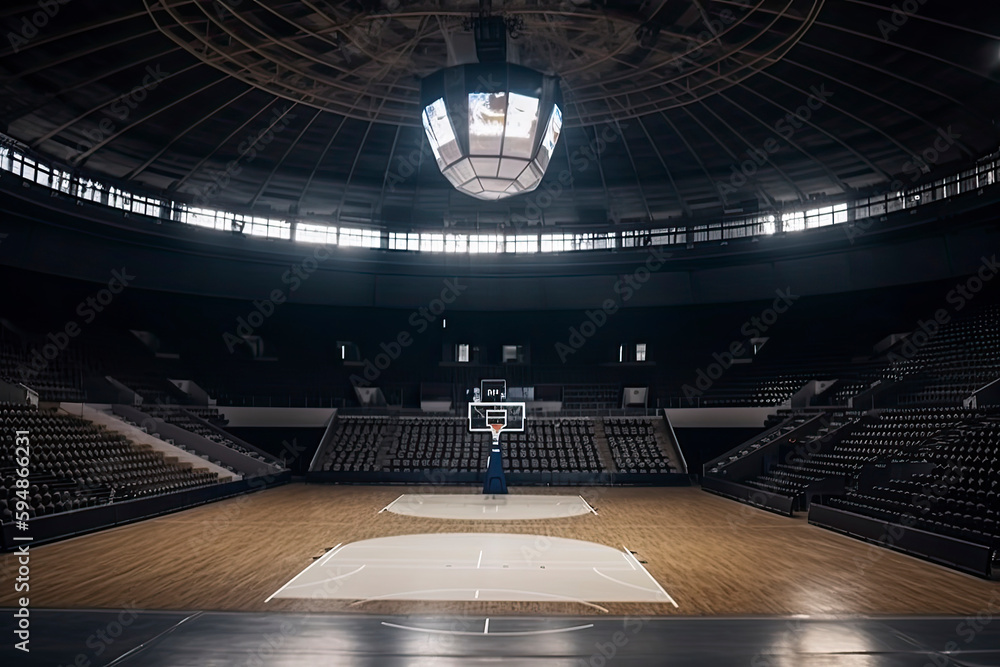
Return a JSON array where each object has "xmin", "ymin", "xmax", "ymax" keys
[{"xmin": 3, "ymin": 133, "xmax": 998, "ymax": 256}]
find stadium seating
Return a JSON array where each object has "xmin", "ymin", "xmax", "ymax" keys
[
  {"xmin": 0, "ymin": 342, "xmax": 88, "ymax": 402},
  {"xmin": 698, "ymin": 375, "xmax": 813, "ymax": 407},
  {"xmin": 561, "ymin": 384, "xmax": 620, "ymax": 411},
  {"xmin": 604, "ymin": 418, "xmax": 675, "ymax": 473},
  {"xmin": 825, "ymin": 412, "xmax": 999, "ymax": 545},
  {"xmin": 319, "ymin": 416, "xmax": 391, "ymax": 472},
  {"xmin": 0, "ymin": 402, "xmax": 220, "ymax": 521},
  {"xmin": 318, "ymin": 416, "xmax": 606, "ymax": 474},
  {"xmin": 140, "ymin": 404, "xmax": 281, "ymax": 471},
  {"xmin": 743, "ymin": 408, "xmax": 959, "ymax": 496},
  {"xmin": 503, "ymin": 419, "xmax": 602, "ymax": 473},
  {"xmin": 706, "ymin": 413, "xmax": 813, "ymax": 475},
  {"xmin": 890, "ymin": 304, "xmax": 1000, "ymax": 405}
]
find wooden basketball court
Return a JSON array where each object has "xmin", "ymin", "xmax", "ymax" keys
[{"xmin": 2, "ymin": 484, "xmax": 997, "ymax": 618}]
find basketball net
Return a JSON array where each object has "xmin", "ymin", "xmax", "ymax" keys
[{"xmin": 490, "ymin": 422, "xmax": 504, "ymax": 444}]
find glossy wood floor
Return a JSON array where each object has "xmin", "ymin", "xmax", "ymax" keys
[{"xmin": 2, "ymin": 484, "xmax": 998, "ymax": 616}]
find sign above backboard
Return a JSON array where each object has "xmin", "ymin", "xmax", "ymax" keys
[{"xmin": 481, "ymin": 379, "xmax": 507, "ymax": 402}]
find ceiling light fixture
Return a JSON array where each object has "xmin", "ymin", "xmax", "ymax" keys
[{"xmin": 420, "ymin": 8, "xmax": 562, "ymax": 201}]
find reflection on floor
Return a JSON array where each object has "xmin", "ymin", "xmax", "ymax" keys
[
  {"xmin": 7, "ymin": 610, "xmax": 1000, "ymax": 667},
  {"xmin": 267, "ymin": 533, "xmax": 675, "ymax": 608},
  {"xmin": 381, "ymin": 493, "xmax": 596, "ymax": 520}
]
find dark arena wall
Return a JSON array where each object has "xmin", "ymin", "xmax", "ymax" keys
[
  {"xmin": 3, "ymin": 2, "xmax": 1000, "ymax": 662},
  {"xmin": 0, "ymin": 173, "xmax": 999, "ymax": 311}
]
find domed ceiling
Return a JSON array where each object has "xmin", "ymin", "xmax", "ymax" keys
[{"xmin": 1, "ymin": 0, "xmax": 998, "ymax": 227}]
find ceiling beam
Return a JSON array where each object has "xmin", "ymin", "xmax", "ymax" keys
[{"xmin": 126, "ymin": 86, "xmax": 258, "ymax": 180}]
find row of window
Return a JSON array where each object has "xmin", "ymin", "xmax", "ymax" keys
[
  {"xmin": 450, "ymin": 343, "xmax": 645, "ymax": 363},
  {"xmin": 2, "ymin": 141, "xmax": 998, "ymax": 254}
]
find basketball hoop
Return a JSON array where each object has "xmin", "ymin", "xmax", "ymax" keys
[
  {"xmin": 467, "ymin": 396, "xmax": 525, "ymax": 496},
  {"xmin": 468, "ymin": 401, "xmax": 525, "ymax": 437}
]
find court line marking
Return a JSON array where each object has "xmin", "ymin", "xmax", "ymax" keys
[
  {"xmin": 276, "ymin": 565, "xmax": 366, "ymax": 593},
  {"xmin": 378, "ymin": 496, "xmax": 403, "ymax": 514},
  {"xmin": 265, "ymin": 542, "xmax": 342, "ymax": 602},
  {"xmin": 579, "ymin": 495, "xmax": 599, "ymax": 515},
  {"xmin": 104, "ymin": 611, "xmax": 203, "ymax": 666},
  {"xmin": 349, "ymin": 587, "xmax": 610, "ymax": 612},
  {"xmin": 591, "ymin": 567, "xmax": 667, "ymax": 598},
  {"xmin": 379, "ymin": 494, "xmax": 594, "ymax": 519},
  {"xmin": 484, "ymin": 618, "xmax": 490, "ymax": 634},
  {"xmin": 622, "ymin": 545, "xmax": 678, "ymax": 608},
  {"xmin": 380, "ymin": 621, "xmax": 596, "ymax": 637},
  {"xmin": 301, "ymin": 557, "xmax": 634, "ymax": 570}
]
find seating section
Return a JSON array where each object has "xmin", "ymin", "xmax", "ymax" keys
[
  {"xmin": 503, "ymin": 419, "xmax": 603, "ymax": 473},
  {"xmin": 0, "ymin": 402, "xmax": 220, "ymax": 522},
  {"xmin": 140, "ymin": 404, "xmax": 281, "ymax": 471},
  {"xmin": 892, "ymin": 304, "xmax": 1000, "ymax": 405},
  {"xmin": 562, "ymin": 384, "xmax": 620, "ymax": 411},
  {"xmin": 706, "ymin": 413, "xmax": 812, "ymax": 475},
  {"xmin": 699, "ymin": 375, "xmax": 812, "ymax": 407},
  {"xmin": 317, "ymin": 416, "xmax": 606, "ymax": 474},
  {"xmin": 743, "ymin": 408, "xmax": 954, "ymax": 496},
  {"xmin": 385, "ymin": 418, "xmax": 482, "ymax": 472},
  {"xmin": 0, "ymin": 342, "xmax": 87, "ymax": 402},
  {"xmin": 319, "ymin": 416, "xmax": 390, "ymax": 472},
  {"xmin": 829, "ymin": 378, "xmax": 875, "ymax": 405},
  {"xmin": 827, "ymin": 413, "xmax": 999, "ymax": 545},
  {"xmin": 604, "ymin": 418, "xmax": 675, "ymax": 473}
]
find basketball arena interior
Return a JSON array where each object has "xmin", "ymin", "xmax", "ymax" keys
[{"xmin": 2, "ymin": 1, "xmax": 1000, "ymax": 665}]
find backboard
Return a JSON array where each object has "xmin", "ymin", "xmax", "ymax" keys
[{"xmin": 468, "ymin": 402, "xmax": 525, "ymax": 434}]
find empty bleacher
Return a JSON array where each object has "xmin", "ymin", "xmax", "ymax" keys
[
  {"xmin": 318, "ymin": 416, "xmax": 391, "ymax": 472},
  {"xmin": 706, "ymin": 412, "xmax": 813, "ymax": 475},
  {"xmin": 503, "ymin": 419, "xmax": 602, "ymax": 473},
  {"xmin": 561, "ymin": 384, "xmax": 620, "ymax": 411},
  {"xmin": 824, "ymin": 412, "xmax": 999, "ymax": 546},
  {"xmin": 0, "ymin": 402, "xmax": 220, "ymax": 522},
  {"xmin": 316, "ymin": 416, "xmax": 606, "ymax": 474},
  {"xmin": 0, "ymin": 341, "xmax": 88, "ymax": 402},
  {"xmin": 604, "ymin": 418, "xmax": 675, "ymax": 473},
  {"xmin": 140, "ymin": 404, "xmax": 281, "ymax": 471},
  {"xmin": 698, "ymin": 374, "xmax": 813, "ymax": 407}
]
